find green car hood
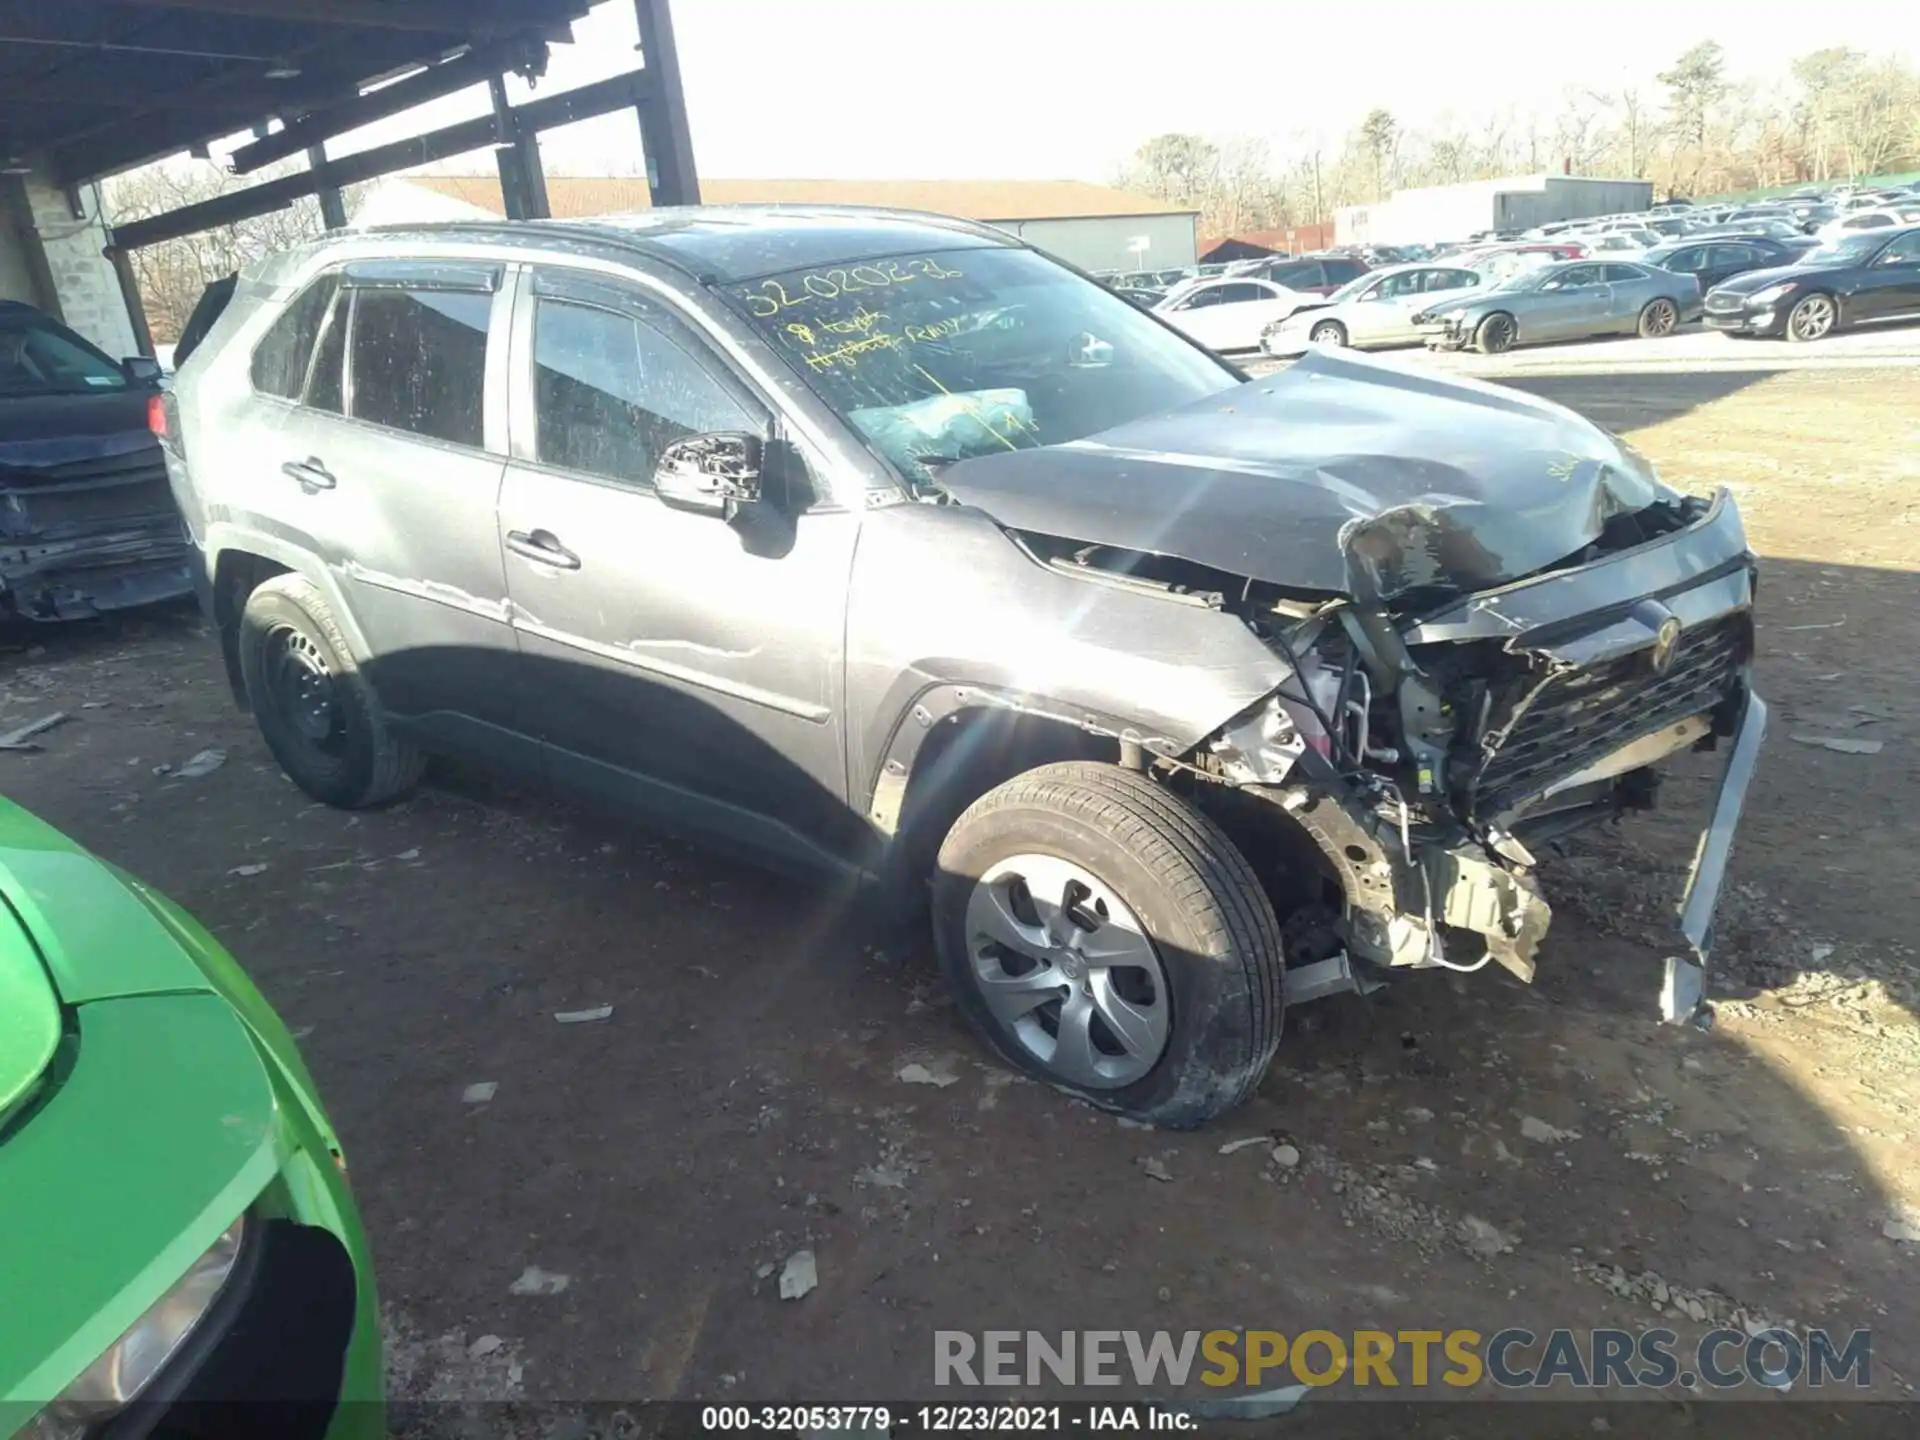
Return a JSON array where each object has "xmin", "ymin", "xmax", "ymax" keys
[
  {"xmin": 0, "ymin": 994, "xmax": 281, "ymax": 1405},
  {"xmin": 0, "ymin": 798, "xmax": 340, "ymax": 1407},
  {"xmin": 0, "ymin": 800, "xmax": 212, "ymax": 1003},
  {"xmin": 0, "ymin": 901, "xmax": 59, "ymax": 1118}
]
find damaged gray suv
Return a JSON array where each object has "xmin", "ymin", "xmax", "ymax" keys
[{"xmin": 162, "ymin": 207, "xmax": 1766, "ymax": 1127}]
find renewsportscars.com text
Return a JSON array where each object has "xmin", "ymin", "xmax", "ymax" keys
[{"xmin": 934, "ymin": 1327, "xmax": 1872, "ymax": 1391}]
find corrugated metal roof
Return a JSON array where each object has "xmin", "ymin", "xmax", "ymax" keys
[{"xmin": 403, "ymin": 174, "xmax": 1195, "ymax": 221}]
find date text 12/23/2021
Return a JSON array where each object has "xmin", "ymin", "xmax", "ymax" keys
[{"xmin": 699, "ymin": 1405, "xmax": 1194, "ymax": 1432}]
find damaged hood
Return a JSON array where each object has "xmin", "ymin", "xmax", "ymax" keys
[{"xmin": 936, "ymin": 348, "xmax": 1669, "ymax": 602}]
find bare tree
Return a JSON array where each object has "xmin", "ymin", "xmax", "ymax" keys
[
  {"xmin": 1659, "ymin": 41, "xmax": 1729, "ymax": 193},
  {"xmin": 103, "ymin": 158, "xmax": 357, "ymax": 342},
  {"xmin": 1360, "ymin": 109, "xmax": 1398, "ymax": 198}
]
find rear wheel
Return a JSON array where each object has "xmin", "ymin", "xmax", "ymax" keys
[
  {"xmin": 1637, "ymin": 297, "xmax": 1679, "ymax": 337},
  {"xmin": 237, "ymin": 574, "xmax": 423, "ymax": 808},
  {"xmin": 932, "ymin": 762, "xmax": 1283, "ymax": 1128},
  {"xmin": 1474, "ymin": 312, "xmax": 1517, "ymax": 354},
  {"xmin": 1786, "ymin": 292, "xmax": 1837, "ymax": 342},
  {"xmin": 1309, "ymin": 319, "xmax": 1348, "ymax": 347}
]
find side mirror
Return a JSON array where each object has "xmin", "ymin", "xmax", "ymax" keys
[
  {"xmin": 124, "ymin": 355, "xmax": 164, "ymax": 384},
  {"xmin": 654, "ymin": 432, "xmax": 764, "ymax": 517}
]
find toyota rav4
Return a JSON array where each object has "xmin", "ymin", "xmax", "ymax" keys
[{"xmin": 161, "ymin": 207, "xmax": 1766, "ymax": 1127}]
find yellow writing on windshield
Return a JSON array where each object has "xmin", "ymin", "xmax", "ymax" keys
[{"xmin": 742, "ymin": 257, "xmax": 966, "ymax": 317}]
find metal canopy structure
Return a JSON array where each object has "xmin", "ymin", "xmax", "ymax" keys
[{"xmin": 0, "ymin": 0, "xmax": 700, "ymax": 239}]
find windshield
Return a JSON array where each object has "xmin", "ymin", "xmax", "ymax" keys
[
  {"xmin": 724, "ymin": 247, "xmax": 1239, "ymax": 487},
  {"xmin": 0, "ymin": 317, "xmax": 128, "ymax": 397},
  {"xmin": 1325, "ymin": 273, "xmax": 1375, "ymax": 304},
  {"xmin": 1802, "ymin": 234, "xmax": 1888, "ymax": 266},
  {"xmin": 1480, "ymin": 256, "xmax": 1559, "ymax": 289}
]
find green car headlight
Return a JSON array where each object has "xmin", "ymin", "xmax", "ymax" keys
[{"xmin": 29, "ymin": 1217, "xmax": 246, "ymax": 1438}]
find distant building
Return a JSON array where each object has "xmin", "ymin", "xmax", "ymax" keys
[
  {"xmin": 1335, "ymin": 174, "xmax": 1656, "ymax": 246},
  {"xmin": 361, "ymin": 175, "xmax": 1199, "ymax": 273},
  {"xmin": 1197, "ymin": 223, "xmax": 1335, "ymax": 262}
]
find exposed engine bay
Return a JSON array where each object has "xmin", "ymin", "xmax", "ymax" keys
[{"xmin": 1015, "ymin": 484, "xmax": 1767, "ymax": 1026}]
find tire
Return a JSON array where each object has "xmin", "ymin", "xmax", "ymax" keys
[
  {"xmin": 931, "ymin": 761, "xmax": 1282, "ymax": 1128},
  {"xmin": 1637, "ymin": 297, "xmax": 1679, "ymax": 338},
  {"xmin": 237, "ymin": 573, "xmax": 424, "ymax": 809},
  {"xmin": 1309, "ymin": 319, "xmax": 1348, "ymax": 347},
  {"xmin": 1785, "ymin": 291, "xmax": 1837, "ymax": 342},
  {"xmin": 1473, "ymin": 312, "xmax": 1516, "ymax": 354}
]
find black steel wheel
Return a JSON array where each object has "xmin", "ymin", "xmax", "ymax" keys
[{"xmin": 237, "ymin": 573, "xmax": 423, "ymax": 808}]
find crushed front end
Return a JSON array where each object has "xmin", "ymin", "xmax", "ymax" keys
[
  {"xmin": 0, "ymin": 435, "xmax": 194, "ymax": 622},
  {"xmin": 1207, "ymin": 488, "xmax": 1765, "ymax": 1023}
]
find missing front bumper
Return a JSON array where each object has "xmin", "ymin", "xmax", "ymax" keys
[{"xmin": 1253, "ymin": 686, "xmax": 1766, "ymax": 1022}]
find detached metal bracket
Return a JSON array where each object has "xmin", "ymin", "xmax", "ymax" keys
[
  {"xmin": 1283, "ymin": 951, "xmax": 1385, "ymax": 1007},
  {"xmin": 1662, "ymin": 690, "xmax": 1768, "ymax": 1024}
]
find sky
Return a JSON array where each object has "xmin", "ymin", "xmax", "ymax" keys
[{"xmin": 239, "ymin": 0, "xmax": 1920, "ymax": 183}]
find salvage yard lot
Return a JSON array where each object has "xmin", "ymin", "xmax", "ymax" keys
[{"xmin": 4, "ymin": 366, "xmax": 1919, "ymax": 1423}]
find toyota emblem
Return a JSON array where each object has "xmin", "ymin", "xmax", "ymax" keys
[{"xmin": 1650, "ymin": 616, "xmax": 1683, "ymax": 676}]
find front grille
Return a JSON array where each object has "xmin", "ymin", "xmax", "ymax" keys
[
  {"xmin": 1706, "ymin": 292, "xmax": 1745, "ymax": 313},
  {"xmin": 1466, "ymin": 612, "xmax": 1748, "ymax": 817}
]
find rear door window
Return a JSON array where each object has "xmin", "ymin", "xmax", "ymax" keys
[
  {"xmin": 346, "ymin": 287, "xmax": 492, "ymax": 448},
  {"xmin": 1602, "ymin": 264, "xmax": 1647, "ymax": 283},
  {"xmin": 251, "ymin": 275, "xmax": 338, "ymax": 398},
  {"xmin": 1273, "ymin": 261, "xmax": 1325, "ymax": 289},
  {"xmin": 1321, "ymin": 259, "xmax": 1367, "ymax": 284}
]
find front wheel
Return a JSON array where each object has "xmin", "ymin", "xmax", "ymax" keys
[
  {"xmin": 1309, "ymin": 319, "xmax": 1348, "ymax": 347},
  {"xmin": 932, "ymin": 762, "xmax": 1283, "ymax": 1128},
  {"xmin": 1637, "ymin": 297, "xmax": 1679, "ymax": 337},
  {"xmin": 1786, "ymin": 292, "xmax": 1837, "ymax": 342},
  {"xmin": 1474, "ymin": 312, "xmax": 1517, "ymax": 354}
]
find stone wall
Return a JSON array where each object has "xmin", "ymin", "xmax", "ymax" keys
[{"xmin": 3, "ymin": 168, "xmax": 140, "ymax": 359}]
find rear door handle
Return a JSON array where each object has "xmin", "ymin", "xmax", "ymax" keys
[
  {"xmin": 281, "ymin": 457, "xmax": 336, "ymax": 490},
  {"xmin": 505, "ymin": 529, "xmax": 581, "ymax": 570}
]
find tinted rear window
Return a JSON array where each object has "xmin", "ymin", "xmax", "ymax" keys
[
  {"xmin": 251, "ymin": 275, "xmax": 338, "ymax": 398},
  {"xmin": 346, "ymin": 288, "xmax": 491, "ymax": 448}
]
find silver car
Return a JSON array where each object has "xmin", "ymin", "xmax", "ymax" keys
[
  {"xmin": 1417, "ymin": 260, "xmax": 1702, "ymax": 353},
  {"xmin": 1261, "ymin": 263, "xmax": 1486, "ymax": 355}
]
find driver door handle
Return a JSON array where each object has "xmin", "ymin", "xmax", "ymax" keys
[
  {"xmin": 281, "ymin": 457, "xmax": 335, "ymax": 490},
  {"xmin": 505, "ymin": 529, "xmax": 581, "ymax": 570}
]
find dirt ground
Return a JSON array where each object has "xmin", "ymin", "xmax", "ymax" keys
[{"xmin": 3, "ymin": 366, "xmax": 1918, "ymax": 1431}]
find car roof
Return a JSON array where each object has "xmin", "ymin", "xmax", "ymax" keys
[{"xmin": 348, "ymin": 204, "xmax": 1017, "ymax": 284}]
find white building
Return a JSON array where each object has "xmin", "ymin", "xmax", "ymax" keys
[
  {"xmin": 1336, "ymin": 174, "xmax": 1657, "ymax": 246},
  {"xmin": 368, "ymin": 175, "xmax": 1201, "ymax": 274}
]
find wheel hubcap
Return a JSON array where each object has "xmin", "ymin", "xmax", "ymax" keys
[
  {"xmin": 964, "ymin": 853, "xmax": 1171, "ymax": 1089},
  {"xmin": 268, "ymin": 628, "xmax": 344, "ymax": 748},
  {"xmin": 1312, "ymin": 325, "xmax": 1340, "ymax": 344},
  {"xmin": 1794, "ymin": 297, "xmax": 1833, "ymax": 338},
  {"xmin": 1650, "ymin": 302, "xmax": 1675, "ymax": 333}
]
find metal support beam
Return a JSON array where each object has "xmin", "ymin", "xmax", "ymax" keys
[
  {"xmin": 307, "ymin": 145, "xmax": 347, "ymax": 229},
  {"xmin": 114, "ymin": 69, "xmax": 650, "ymax": 250},
  {"xmin": 488, "ymin": 75, "xmax": 549, "ymax": 221},
  {"xmin": 632, "ymin": 0, "xmax": 699, "ymax": 207},
  {"xmin": 105, "ymin": 246, "xmax": 156, "ymax": 358},
  {"xmin": 228, "ymin": 37, "xmax": 548, "ymax": 175},
  {"xmin": 117, "ymin": 0, "xmax": 546, "ymax": 35}
]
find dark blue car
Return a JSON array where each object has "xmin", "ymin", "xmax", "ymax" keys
[{"xmin": 0, "ymin": 301, "xmax": 191, "ymax": 623}]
